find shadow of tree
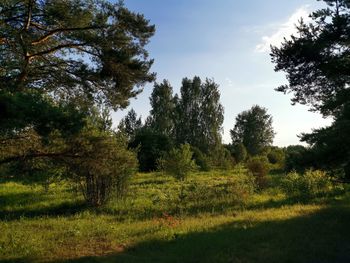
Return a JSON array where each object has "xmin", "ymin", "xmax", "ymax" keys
[
  {"xmin": 0, "ymin": 201, "xmax": 88, "ymax": 221},
  {"xmin": 43, "ymin": 204, "xmax": 350, "ymax": 263}
]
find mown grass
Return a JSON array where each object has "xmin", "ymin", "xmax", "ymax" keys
[{"xmin": 0, "ymin": 170, "xmax": 349, "ymax": 262}]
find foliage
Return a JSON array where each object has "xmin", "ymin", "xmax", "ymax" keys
[
  {"xmin": 246, "ymin": 156, "xmax": 270, "ymax": 189},
  {"xmin": 174, "ymin": 77, "xmax": 224, "ymax": 153},
  {"xmin": 67, "ymin": 128, "xmax": 138, "ymax": 207},
  {"xmin": 209, "ymin": 146, "xmax": 235, "ymax": 170},
  {"xmin": 230, "ymin": 105, "xmax": 275, "ymax": 156},
  {"xmin": 190, "ymin": 146, "xmax": 211, "ymax": 171},
  {"xmin": 267, "ymin": 147, "xmax": 285, "ymax": 170},
  {"xmin": 159, "ymin": 144, "xmax": 197, "ymax": 181},
  {"xmin": 129, "ymin": 128, "xmax": 173, "ymax": 172},
  {"xmin": 118, "ymin": 108, "xmax": 143, "ymax": 140},
  {"xmin": 281, "ymin": 170, "xmax": 333, "ymax": 199},
  {"xmin": 0, "ymin": 91, "xmax": 85, "ymax": 137},
  {"xmin": 232, "ymin": 143, "xmax": 248, "ymax": 163},
  {"xmin": 148, "ymin": 80, "xmax": 176, "ymax": 136},
  {"xmin": 0, "ymin": 0, "xmax": 155, "ymax": 108},
  {"xmin": 0, "ymin": 0, "xmax": 155, "ymax": 182},
  {"xmin": 183, "ymin": 173, "xmax": 255, "ymax": 207},
  {"xmin": 301, "ymin": 104, "xmax": 350, "ymax": 178},
  {"xmin": 284, "ymin": 145, "xmax": 314, "ymax": 172},
  {"xmin": 270, "ymin": 0, "xmax": 350, "ymax": 177}
]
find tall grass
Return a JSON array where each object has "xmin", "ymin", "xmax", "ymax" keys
[{"xmin": 0, "ymin": 169, "xmax": 348, "ymax": 262}]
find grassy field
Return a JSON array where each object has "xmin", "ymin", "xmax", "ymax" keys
[{"xmin": 1, "ymin": 170, "xmax": 350, "ymax": 263}]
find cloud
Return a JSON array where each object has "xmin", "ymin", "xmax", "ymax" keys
[{"xmin": 255, "ymin": 6, "xmax": 311, "ymax": 53}]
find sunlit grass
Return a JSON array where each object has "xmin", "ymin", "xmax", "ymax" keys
[{"xmin": 0, "ymin": 170, "xmax": 349, "ymax": 262}]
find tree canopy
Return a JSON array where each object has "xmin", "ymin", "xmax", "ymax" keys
[
  {"xmin": 271, "ymin": 0, "xmax": 350, "ymax": 177},
  {"xmin": 0, "ymin": 0, "xmax": 155, "ymax": 109},
  {"xmin": 230, "ymin": 105, "xmax": 275, "ymax": 156},
  {"xmin": 271, "ymin": 0, "xmax": 349, "ymax": 116},
  {"xmin": 148, "ymin": 80, "xmax": 175, "ymax": 137},
  {"xmin": 174, "ymin": 77, "xmax": 224, "ymax": 153}
]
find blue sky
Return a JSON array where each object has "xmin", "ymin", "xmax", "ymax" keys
[{"xmin": 112, "ymin": 0, "xmax": 331, "ymax": 146}]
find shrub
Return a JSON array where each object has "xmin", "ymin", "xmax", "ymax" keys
[
  {"xmin": 281, "ymin": 170, "xmax": 332, "ymax": 198},
  {"xmin": 129, "ymin": 128, "xmax": 173, "ymax": 172},
  {"xmin": 233, "ymin": 143, "xmax": 247, "ymax": 163},
  {"xmin": 284, "ymin": 145, "xmax": 315, "ymax": 172},
  {"xmin": 159, "ymin": 144, "xmax": 197, "ymax": 181},
  {"xmin": 209, "ymin": 146, "xmax": 235, "ymax": 170},
  {"xmin": 267, "ymin": 147, "xmax": 285, "ymax": 168},
  {"xmin": 68, "ymin": 132, "xmax": 138, "ymax": 207},
  {"xmin": 246, "ymin": 156, "xmax": 270, "ymax": 189},
  {"xmin": 226, "ymin": 172, "xmax": 256, "ymax": 204},
  {"xmin": 191, "ymin": 146, "xmax": 211, "ymax": 171}
]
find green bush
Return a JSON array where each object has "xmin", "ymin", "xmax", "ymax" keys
[
  {"xmin": 159, "ymin": 144, "xmax": 197, "ymax": 181},
  {"xmin": 209, "ymin": 146, "xmax": 235, "ymax": 170},
  {"xmin": 68, "ymin": 131, "xmax": 138, "ymax": 207},
  {"xmin": 246, "ymin": 156, "xmax": 270, "ymax": 189},
  {"xmin": 129, "ymin": 129, "xmax": 173, "ymax": 172},
  {"xmin": 281, "ymin": 170, "xmax": 332, "ymax": 198},
  {"xmin": 267, "ymin": 147, "xmax": 285, "ymax": 170},
  {"xmin": 191, "ymin": 146, "xmax": 211, "ymax": 171},
  {"xmin": 233, "ymin": 143, "xmax": 247, "ymax": 163}
]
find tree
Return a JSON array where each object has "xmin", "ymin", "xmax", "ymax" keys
[
  {"xmin": 174, "ymin": 77, "xmax": 224, "ymax": 153},
  {"xmin": 230, "ymin": 105, "xmax": 275, "ymax": 156},
  {"xmin": 270, "ymin": 0, "xmax": 350, "ymax": 177},
  {"xmin": 118, "ymin": 108, "xmax": 143, "ymax": 140},
  {"xmin": 199, "ymin": 79, "xmax": 224, "ymax": 151},
  {"xmin": 159, "ymin": 144, "xmax": 196, "ymax": 181},
  {"xmin": 0, "ymin": 0, "xmax": 155, "ymax": 167},
  {"xmin": 0, "ymin": 0, "xmax": 155, "ymax": 108},
  {"xmin": 174, "ymin": 77, "xmax": 202, "ymax": 148},
  {"xmin": 148, "ymin": 80, "xmax": 175, "ymax": 137},
  {"xmin": 67, "ymin": 111, "xmax": 138, "ymax": 207},
  {"xmin": 129, "ymin": 128, "xmax": 173, "ymax": 172}
]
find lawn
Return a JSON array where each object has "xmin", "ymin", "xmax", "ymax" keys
[{"xmin": 0, "ymin": 170, "xmax": 349, "ymax": 263}]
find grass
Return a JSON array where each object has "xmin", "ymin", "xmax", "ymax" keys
[{"xmin": 0, "ymin": 169, "xmax": 349, "ymax": 262}]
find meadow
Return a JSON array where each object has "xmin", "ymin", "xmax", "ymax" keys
[{"xmin": 1, "ymin": 169, "xmax": 350, "ymax": 263}]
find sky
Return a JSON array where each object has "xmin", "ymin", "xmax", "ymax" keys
[{"xmin": 112, "ymin": 0, "xmax": 332, "ymax": 146}]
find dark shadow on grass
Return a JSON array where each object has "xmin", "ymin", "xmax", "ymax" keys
[
  {"xmin": 0, "ymin": 191, "xmax": 47, "ymax": 207},
  {"xmin": 246, "ymin": 188, "xmax": 347, "ymax": 211},
  {"xmin": 0, "ymin": 200, "xmax": 88, "ymax": 221},
  {"xmin": 42, "ymin": 203, "xmax": 350, "ymax": 263}
]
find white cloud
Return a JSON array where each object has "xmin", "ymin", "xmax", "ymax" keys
[{"xmin": 255, "ymin": 6, "xmax": 311, "ymax": 53}]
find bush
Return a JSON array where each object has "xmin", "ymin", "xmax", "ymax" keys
[
  {"xmin": 267, "ymin": 147, "xmax": 285, "ymax": 168},
  {"xmin": 281, "ymin": 170, "xmax": 332, "ymax": 198},
  {"xmin": 246, "ymin": 156, "xmax": 270, "ymax": 189},
  {"xmin": 68, "ymin": 131, "xmax": 138, "ymax": 207},
  {"xmin": 129, "ymin": 128, "xmax": 173, "ymax": 172},
  {"xmin": 233, "ymin": 143, "xmax": 247, "ymax": 163},
  {"xmin": 209, "ymin": 146, "xmax": 235, "ymax": 170},
  {"xmin": 284, "ymin": 145, "xmax": 315, "ymax": 172},
  {"xmin": 191, "ymin": 146, "xmax": 211, "ymax": 171},
  {"xmin": 159, "ymin": 144, "xmax": 197, "ymax": 181}
]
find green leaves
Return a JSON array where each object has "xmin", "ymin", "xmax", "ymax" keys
[
  {"xmin": 230, "ymin": 105, "xmax": 275, "ymax": 156},
  {"xmin": 0, "ymin": 0, "xmax": 155, "ymax": 109},
  {"xmin": 159, "ymin": 144, "xmax": 197, "ymax": 181}
]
